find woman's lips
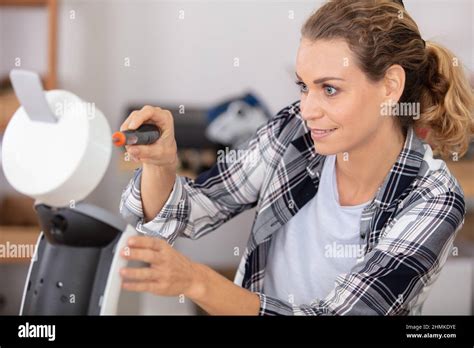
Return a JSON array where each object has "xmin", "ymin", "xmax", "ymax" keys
[{"xmin": 310, "ymin": 128, "xmax": 337, "ymax": 139}]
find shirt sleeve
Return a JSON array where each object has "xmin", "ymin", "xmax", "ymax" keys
[
  {"xmin": 256, "ymin": 190, "xmax": 465, "ymax": 315},
  {"xmin": 119, "ymin": 105, "xmax": 290, "ymax": 245}
]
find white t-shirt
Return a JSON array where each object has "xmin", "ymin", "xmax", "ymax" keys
[{"xmin": 263, "ymin": 154, "xmax": 371, "ymax": 305}]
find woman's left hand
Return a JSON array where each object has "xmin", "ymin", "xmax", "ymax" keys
[{"xmin": 120, "ymin": 236, "xmax": 203, "ymax": 298}]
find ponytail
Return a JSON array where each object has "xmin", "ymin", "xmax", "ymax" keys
[{"xmin": 417, "ymin": 41, "xmax": 474, "ymax": 159}]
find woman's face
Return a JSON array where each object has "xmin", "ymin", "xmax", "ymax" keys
[{"xmin": 295, "ymin": 38, "xmax": 394, "ymax": 155}]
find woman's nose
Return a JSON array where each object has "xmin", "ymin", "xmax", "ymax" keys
[{"xmin": 301, "ymin": 100, "xmax": 324, "ymax": 121}]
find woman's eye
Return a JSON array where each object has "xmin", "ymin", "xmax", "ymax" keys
[
  {"xmin": 323, "ymin": 85, "xmax": 338, "ymax": 96},
  {"xmin": 295, "ymin": 81, "xmax": 308, "ymax": 94}
]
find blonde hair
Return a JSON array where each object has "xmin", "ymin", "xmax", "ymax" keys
[{"xmin": 301, "ymin": 0, "xmax": 474, "ymax": 158}]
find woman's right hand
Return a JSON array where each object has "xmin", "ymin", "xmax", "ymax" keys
[{"xmin": 120, "ymin": 105, "xmax": 178, "ymax": 169}]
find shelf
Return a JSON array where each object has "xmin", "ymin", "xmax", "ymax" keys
[
  {"xmin": 0, "ymin": 0, "xmax": 48, "ymax": 5},
  {"xmin": 0, "ymin": 89, "xmax": 19, "ymax": 133},
  {"xmin": 0, "ymin": 0, "xmax": 57, "ymax": 90}
]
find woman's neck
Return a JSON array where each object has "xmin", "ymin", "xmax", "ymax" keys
[{"xmin": 335, "ymin": 124, "xmax": 406, "ymax": 206}]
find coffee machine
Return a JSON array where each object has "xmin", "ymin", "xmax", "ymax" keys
[{"xmin": 2, "ymin": 69, "xmax": 137, "ymax": 315}]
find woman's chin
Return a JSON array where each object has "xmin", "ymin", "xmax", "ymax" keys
[{"xmin": 314, "ymin": 146, "xmax": 338, "ymax": 156}]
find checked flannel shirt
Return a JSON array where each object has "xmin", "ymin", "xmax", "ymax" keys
[{"xmin": 120, "ymin": 100, "xmax": 466, "ymax": 315}]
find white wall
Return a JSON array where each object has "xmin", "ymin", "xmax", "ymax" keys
[
  {"xmin": 0, "ymin": 7, "xmax": 48, "ymax": 78},
  {"xmin": 422, "ymin": 257, "xmax": 473, "ymax": 315}
]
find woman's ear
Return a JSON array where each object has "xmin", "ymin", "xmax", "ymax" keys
[{"xmin": 383, "ymin": 64, "xmax": 406, "ymax": 103}]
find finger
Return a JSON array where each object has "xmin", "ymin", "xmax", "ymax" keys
[
  {"xmin": 127, "ymin": 150, "xmax": 148, "ymax": 164},
  {"xmin": 126, "ymin": 144, "xmax": 152, "ymax": 158},
  {"xmin": 122, "ymin": 281, "xmax": 154, "ymax": 293},
  {"xmin": 127, "ymin": 235, "xmax": 167, "ymax": 252},
  {"xmin": 120, "ymin": 107, "xmax": 174, "ymax": 136},
  {"xmin": 142, "ymin": 107, "xmax": 175, "ymax": 138},
  {"xmin": 148, "ymin": 108, "xmax": 174, "ymax": 135},
  {"xmin": 126, "ymin": 145, "xmax": 140, "ymax": 157},
  {"xmin": 122, "ymin": 247, "xmax": 159, "ymax": 264},
  {"xmin": 120, "ymin": 267, "xmax": 157, "ymax": 281},
  {"xmin": 128, "ymin": 105, "xmax": 158, "ymax": 130},
  {"xmin": 120, "ymin": 111, "xmax": 139, "ymax": 131},
  {"xmin": 125, "ymin": 152, "xmax": 139, "ymax": 162},
  {"xmin": 129, "ymin": 141, "xmax": 175, "ymax": 164}
]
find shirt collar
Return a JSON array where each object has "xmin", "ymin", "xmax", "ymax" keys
[{"xmin": 372, "ymin": 126, "xmax": 426, "ymax": 209}]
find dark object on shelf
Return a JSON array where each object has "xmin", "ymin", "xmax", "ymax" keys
[{"xmin": 205, "ymin": 91, "xmax": 271, "ymax": 149}]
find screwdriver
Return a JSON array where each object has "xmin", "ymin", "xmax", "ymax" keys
[{"xmin": 112, "ymin": 124, "xmax": 161, "ymax": 147}]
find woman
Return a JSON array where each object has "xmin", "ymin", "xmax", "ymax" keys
[{"xmin": 119, "ymin": 0, "xmax": 474, "ymax": 315}]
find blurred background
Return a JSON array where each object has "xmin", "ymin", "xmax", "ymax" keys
[{"xmin": 0, "ymin": 0, "xmax": 473, "ymax": 315}]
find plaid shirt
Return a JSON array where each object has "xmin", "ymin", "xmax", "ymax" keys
[{"xmin": 120, "ymin": 100, "xmax": 466, "ymax": 315}]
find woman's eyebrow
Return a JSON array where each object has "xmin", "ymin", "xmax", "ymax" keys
[{"xmin": 295, "ymin": 72, "xmax": 345, "ymax": 84}]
